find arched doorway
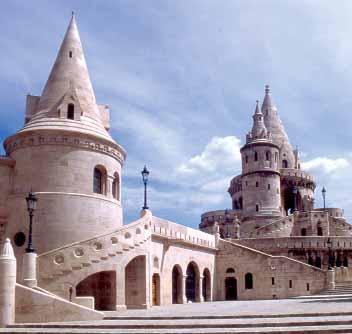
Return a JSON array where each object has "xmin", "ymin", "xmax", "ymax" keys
[
  {"xmin": 225, "ymin": 277, "xmax": 237, "ymax": 300},
  {"xmin": 76, "ymin": 271, "xmax": 116, "ymax": 311},
  {"xmin": 202, "ymin": 268, "xmax": 211, "ymax": 301},
  {"xmin": 152, "ymin": 273, "xmax": 160, "ymax": 306},
  {"xmin": 125, "ymin": 255, "xmax": 147, "ymax": 308},
  {"xmin": 172, "ymin": 265, "xmax": 182, "ymax": 304},
  {"xmin": 186, "ymin": 262, "xmax": 200, "ymax": 302}
]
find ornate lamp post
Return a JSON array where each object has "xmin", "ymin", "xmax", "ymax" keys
[
  {"xmin": 25, "ymin": 191, "xmax": 37, "ymax": 253},
  {"xmin": 327, "ymin": 237, "xmax": 333, "ymax": 270},
  {"xmin": 141, "ymin": 165, "xmax": 150, "ymax": 210},
  {"xmin": 225, "ymin": 209, "xmax": 230, "ymax": 239},
  {"xmin": 322, "ymin": 186, "xmax": 326, "ymax": 211}
]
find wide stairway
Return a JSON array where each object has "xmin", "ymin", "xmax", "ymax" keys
[{"xmin": 5, "ymin": 312, "xmax": 352, "ymax": 333}]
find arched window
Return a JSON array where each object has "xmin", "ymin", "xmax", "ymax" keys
[
  {"xmin": 255, "ymin": 181, "xmax": 259, "ymax": 187},
  {"xmin": 69, "ymin": 51, "xmax": 73, "ymax": 58},
  {"xmin": 301, "ymin": 228, "xmax": 307, "ymax": 236},
  {"xmin": 226, "ymin": 268, "xmax": 235, "ymax": 274},
  {"xmin": 67, "ymin": 103, "xmax": 74, "ymax": 120},
  {"xmin": 256, "ymin": 204, "xmax": 259, "ymax": 212},
  {"xmin": 275, "ymin": 152, "xmax": 278, "ymax": 163},
  {"xmin": 266, "ymin": 151, "xmax": 271, "ymax": 161},
  {"xmin": 245, "ymin": 156, "xmax": 248, "ymax": 164},
  {"xmin": 282, "ymin": 160, "xmax": 288, "ymax": 168},
  {"xmin": 317, "ymin": 226, "xmax": 323, "ymax": 236},
  {"xmin": 245, "ymin": 273, "xmax": 253, "ymax": 289},
  {"xmin": 112, "ymin": 172, "xmax": 120, "ymax": 200},
  {"xmin": 93, "ymin": 166, "xmax": 107, "ymax": 195},
  {"xmin": 254, "ymin": 152, "xmax": 258, "ymax": 161}
]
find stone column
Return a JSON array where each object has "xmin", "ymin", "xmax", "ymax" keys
[
  {"xmin": 0, "ymin": 239, "xmax": 17, "ymax": 327},
  {"xmin": 22, "ymin": 252, "xmax": 37, "ymax": 288},
  {"xmin": 327, "ymin": 268, "xmax": 335, "ymax": 290},
  {"xmin": 196, "ymin": 276, "xmax": 204, "ymax": 302},
  {"xmin": 181, "ymin": 275, "xmax": 187, "ymax": 304},
  {"xmin": 116, "ymin": 267, "xmax": 126, "ymax": 311}
]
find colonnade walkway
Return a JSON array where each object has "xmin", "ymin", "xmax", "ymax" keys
[{"xmin": 4, "ymin": 295, "xmax": 352, "ymax": 333}]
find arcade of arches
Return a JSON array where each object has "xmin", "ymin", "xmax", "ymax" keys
[{"xmin": 74, "ymin": 258, "xmax": 212, "ymax": 311}]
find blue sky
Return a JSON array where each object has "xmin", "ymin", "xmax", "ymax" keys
[{"xmin": 1, "ymin": 1, "xmax": 352, "ymax": 228}]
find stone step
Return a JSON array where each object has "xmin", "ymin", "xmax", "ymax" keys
[
  {"xmin": 4, "ymin": 324, "xmax": 352, "ymax": 333},
  {"xmin": 8, "ymin": 315, "xmax": 352, "ymax": 330}
]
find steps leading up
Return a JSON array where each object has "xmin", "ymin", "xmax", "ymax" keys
[
  {"xmin": 317, "ymin": 281, "xmax": 352, "ymax": 295},
  {"xmin": 5, "ymin": 313, "xmax": 352, "ymax": 333}
]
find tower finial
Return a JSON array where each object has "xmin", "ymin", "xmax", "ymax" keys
[
  {"xmin": 265, "ymin": 85, "xmax": 270, "ymax": 94},
  {"xmin": 71, "ymin": 10, "xmax": 75, "ymax": 17}
]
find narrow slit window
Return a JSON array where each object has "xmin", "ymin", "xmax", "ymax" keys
[
  {"xmin": 69, "ymin": 51, "xmax": 73, "ymax": 58},
  {"xmin": 67, "ymin": 104, "xmax": 74, "ymax": 120}
]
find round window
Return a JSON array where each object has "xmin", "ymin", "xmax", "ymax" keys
[{"xmin": 14, "ymin": 232, "xmax": 26, "ymax": 247}]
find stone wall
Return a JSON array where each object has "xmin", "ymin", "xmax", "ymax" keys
[
  {"xmin": 216, "ymin": 239, "xmax": 327, "ymax": 300},
  {"xmin": 15, "ymin": 284, "xmax": 104, "ymax": 323}
]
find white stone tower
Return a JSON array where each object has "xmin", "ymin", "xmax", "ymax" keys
[
  {"xmin": 3, "ymin": 14, "xmax": 126, "ymax": 257},
  {"xmin": 240, "ymin": 101, "xmax": 281, "ymax": 222}
]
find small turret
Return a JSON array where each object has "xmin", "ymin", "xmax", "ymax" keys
[{"xmin": 246, "ymin": 101, "xmax": 270, "ymax": 143}]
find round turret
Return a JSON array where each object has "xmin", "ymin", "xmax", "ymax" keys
[{"xmin": 240, "ymin": 101, "xmax": 281, "ymax": 220}]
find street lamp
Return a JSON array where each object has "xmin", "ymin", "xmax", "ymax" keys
[
  {"xmin": 327, "ymin": 237, "xmax": 333, "ymax": 270},
  {"xmin": 141, "ymin": 165, "xmax": 150, "ymax": 210},
  {"xmin": 25, "ymin": 191, "xmax": 37, "ymax": 253},
  {"xmin": 322, "ymin": 186, "xmax": 326, "ymax": 211},
  {"xmin": 225, "ymin": 209, "xmax": 230, "ymax": 238}
]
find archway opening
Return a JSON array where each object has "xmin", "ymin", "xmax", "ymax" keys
[
  {"xmin": 152, "ymin": 273, "xmax": 160, "ymax": 306},
  {"xmin": 186, "ymin": 262, "xmax": 200, "ymax": 302},
  {"xmin": 125, "ymin": 256, "xmax": 147, "ymax": 308},
  {"xmin": 172, "ymin": 265, "xmax": 182, "ymax": 304},
  {"xmin": 225, "ymin": 277, "xmax": 237, "ymax": 300},
  {"xmin": 76, "ymin": 271, "xmax": 116, "ymax": 311},
  {"xmin": 67, "ymin": 103, "xmax": 74, "ymax": 120},
  {"xmin": 202, "ymin": 268, "xmax": 211, "ymax": 301}
]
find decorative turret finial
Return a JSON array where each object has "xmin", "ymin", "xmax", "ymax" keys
[
  {"xmin": 72, "ymin": 11, "xmax": 75, "ymax": 17},
  {"xmin": 265, "ymin": 85, "xmax": 270, "ymax": 94},
  {"xmin": 255, "ymin": 100, "xmax": 260, "ymax": 114},
  {"xmin": 0, "ymin": 238, "xmax": 15, "ymax": 259}
]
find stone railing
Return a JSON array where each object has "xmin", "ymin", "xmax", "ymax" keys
[
  {"xmin": 238, "ymin": 236, "xmax": 352, "ymax": 252},
  {"xmin": 251, "ymin": 215, "xmax": 294, "ymax": 238},
  {"xmin": 279, "ymin": 168, "xmax": 315, "ymax": 183},
  {"xmin": 38, "ymin": 213, "xmax": 152, "ymax": 280},
  {"xmin": 152, "ymin": 216, "xmax": 216, "ymax": 249}
]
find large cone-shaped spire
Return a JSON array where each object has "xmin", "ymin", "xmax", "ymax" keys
[
  {"xmin": 36, "ymin": 13, "xmax": 100, "ymax": 120},
  {"xmin": 261, "ymin": 85, "xmax": 295, "ymax": 168}
]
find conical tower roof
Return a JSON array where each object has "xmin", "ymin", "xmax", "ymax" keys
[
  {"xmin": 37, "ymin": 13, "xmax": 99, "ymax": 120},
  {"xmin": 261, "ymin": 85, "xmax": 295, "ymax": 167},
  {"xmin": 261, "ymin": 85, "xmax": 290, "ymax": 146},
  {"xmin": 13, "ymin": 14, "xmax": 123, "ymax": 148}
]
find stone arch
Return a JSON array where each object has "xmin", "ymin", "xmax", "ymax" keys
[
  {"xmin": 172, "ymin": 264, "xmax": 183, "ymax": 304},
  {"xmin": 186, "ymin": 261, "xmax": 200, "ymax": 302},
  {"xmin": 152, "ymin": 273, "xmax": 160, "ymax": 306},
  {"xmin": 282, "ymin": 159, "xmax": 288, "ymax": 168},
  {"xmin": 202, "ymin": 268, "xmax": 211, "ymax": 301},
  {"xmin": 93, "ymin": 165, "xmax": 107, "ymax": 195},
  {"xmin": 301, "ymin": 228, "xmax": 307, "ymax": 236},
  {"xmin": 125, "ymin": 255, "xmax": 147, "ymax": 308},
  {"xmin": 76, "ymin": 271, "xmax": 116, "ymax": 311}
]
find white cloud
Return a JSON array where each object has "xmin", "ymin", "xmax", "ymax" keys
[
  {"xmin": 177, "ymin": 136, "xmax": 241, "ymax": 175},
  {"xmin": 301, "ymin": 157, "xmax": 349, "ymax": 173}
]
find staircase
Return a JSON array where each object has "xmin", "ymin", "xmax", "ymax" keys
[
  {"xmin": 6, "ymin": 312, "xmax": 352, "ymax": 333},
  {"xmin": 319, "ymin": 281, "xmax": 352, "ymax": 295}
]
